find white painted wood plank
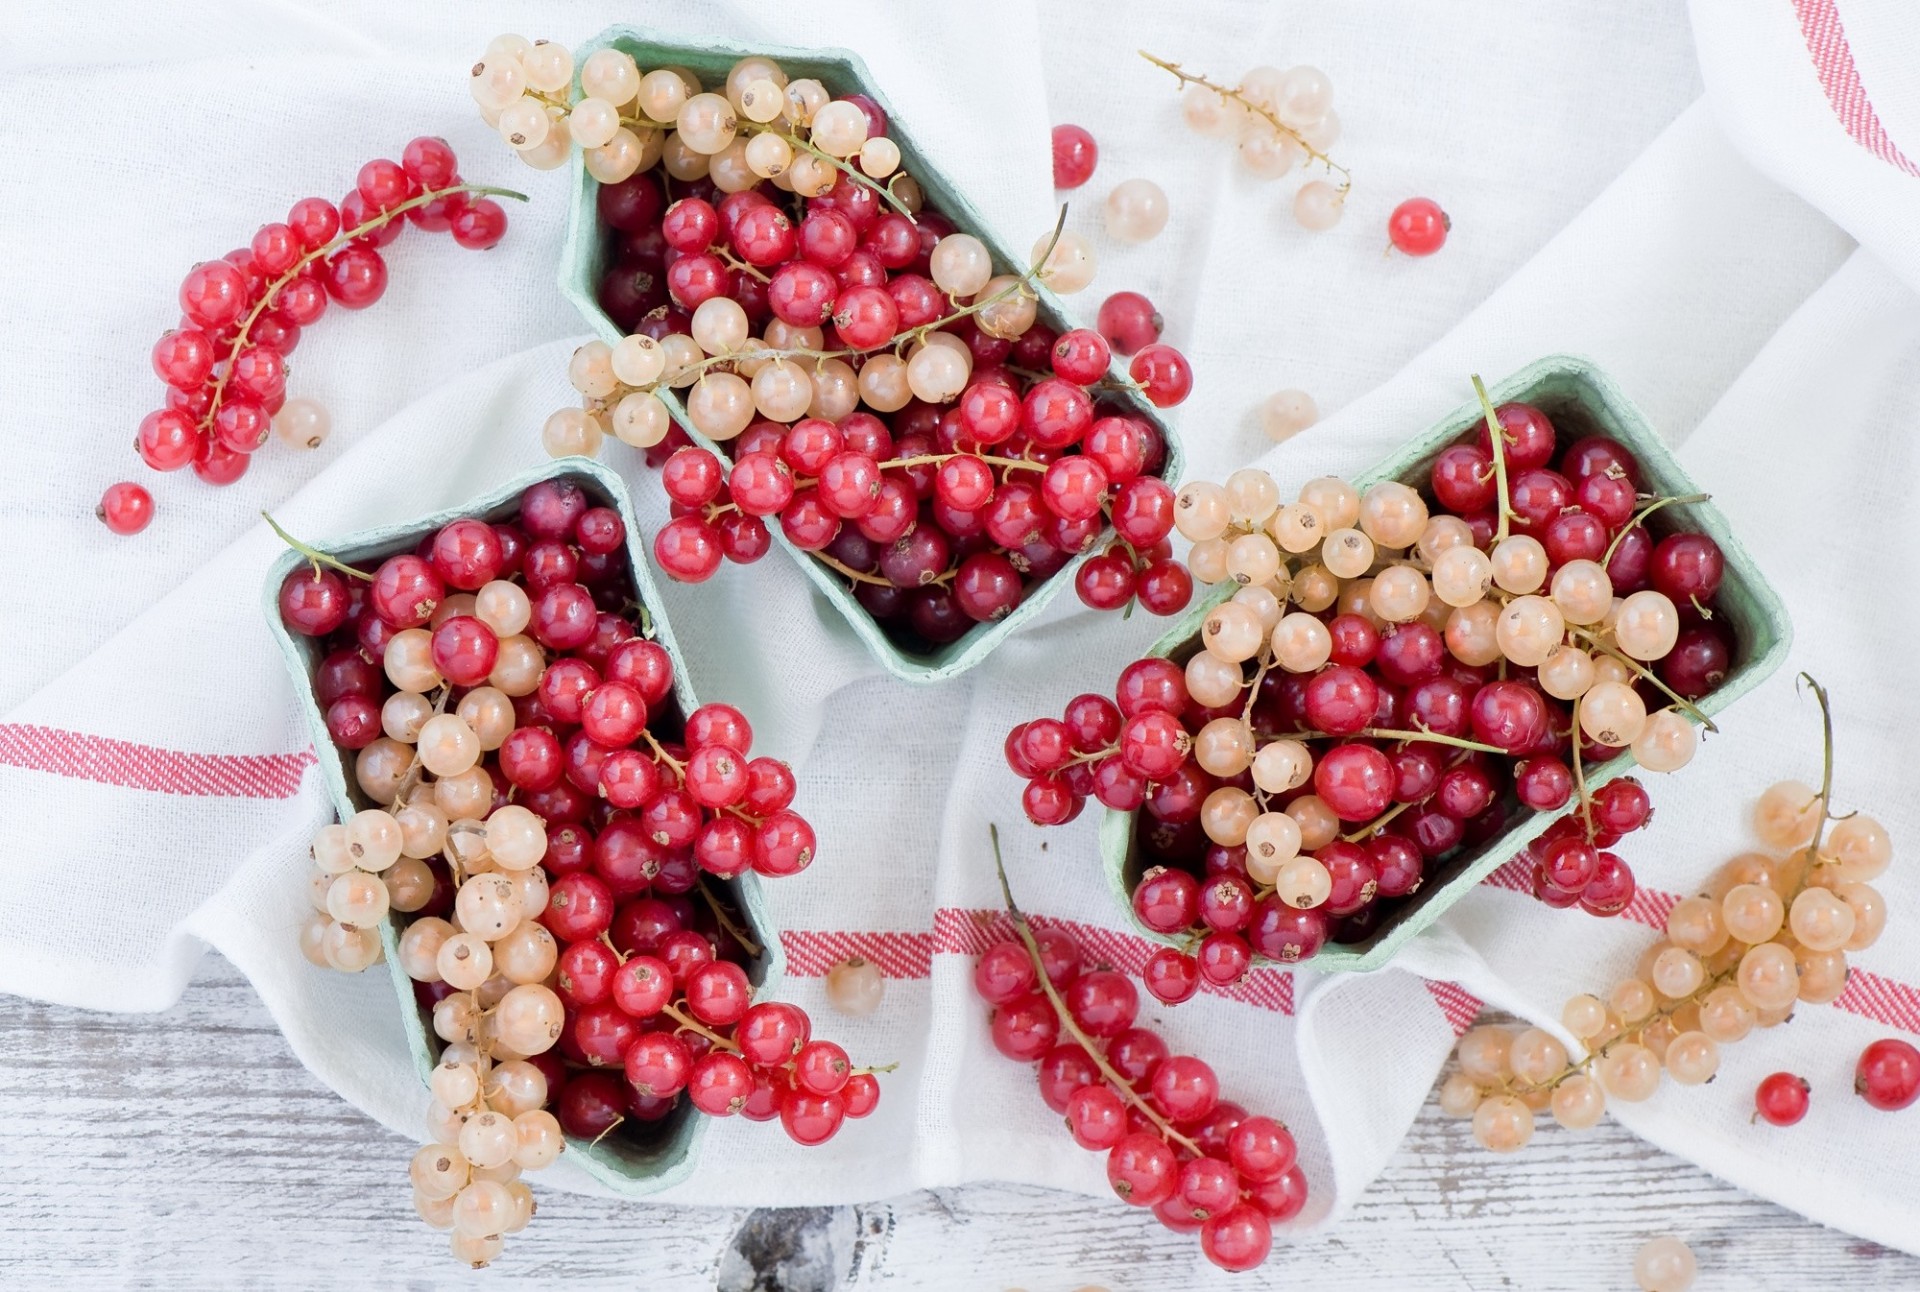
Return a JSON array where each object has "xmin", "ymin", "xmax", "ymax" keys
[{"xmin": 0, "ymin": 957, "xmax": 1910, "ymax": 1290}]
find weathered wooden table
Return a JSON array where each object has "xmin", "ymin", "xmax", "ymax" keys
[{"xmin": 3, "ymin": 956, "xmax": 1911, "ymax": 1289}]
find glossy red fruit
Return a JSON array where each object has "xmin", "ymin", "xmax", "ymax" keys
[
  {"xmin": 1387, "ymin": 197, "xmax": 1450, "ymax": 256},
  {"xmin": 1051, "ymin": 124, "xmax": 1099, "ymax": 189},
  {"xmin": 1856, "ymin": 1038, "xmax": 1920, "ymax": 1111},
  {"xmin": 97, "ymin": 482, "xmax": 155, "ymax": 536},
  {"xmin": 1754, "ymin": 1072, "xmax": 1810, "ymax": 1126}
]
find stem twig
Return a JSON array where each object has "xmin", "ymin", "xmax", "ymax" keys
[{"xmin": 262, "ymin": 511, "xmax": 372, "ymax": 581}]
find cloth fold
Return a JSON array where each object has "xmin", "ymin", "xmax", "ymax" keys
[{"xmin": 3, "ymin": 0, "xmax": 1917, "ymax": 1268}]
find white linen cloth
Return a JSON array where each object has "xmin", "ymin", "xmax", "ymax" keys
[{"xmin": 3, "ymin": 0, "xmax": 1917, "ymax": 1273}]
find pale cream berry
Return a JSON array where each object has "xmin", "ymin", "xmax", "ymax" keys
[
  {"xmin": 1698, "ymin": 984, "xmax": 1754, "ymax": 1043},
  {"xmin": 810, "ymin": 100, "xmax": 870, "ymax": 156},
  {"xmin": 1252, "ymin": 740, "xmax": 1314, "ymax": 795},
  {"xmin": 386, "ymin": 857, "xmax": 437, "ymax": 914},
  {"xmin": 1369, "ymin": 566, "xmax": 1431, "ymax": 623},
  {"xmin": 484, "ymin": 805, "xmax": 547, "ymax": 871},
  {"xmin": 450, "ymin": 1231, "xmax": 503, "ymax": 1268},
  {"xmin": 1272, "ymin": 612, "xmax": 1332, "ymax": 672},
  {"xmin": 1596, "ymin": 1043, "xmax": 1661, "ymax": 1101},
  {"xmin": 1291, "ymin": 563, "xmax": 1340, "ymax": 613},
  {"xmin": 541, "ymin": 407, "xmax": 603, "ymax": 459},
  {"xmin": 1496, "ymin": 595, "xmax": 1564, "ymax": 668},
  {"xmin": 458, "ymin": 1110, "xmax": 519, "ymax": 1172},
  {"xmin": 859, "ymin": 137, "xmax": 902, "ymax": 179},
  {"xmin": 485, "ymin": 1059, "xmax": 549, "ymax": 1118},
  {"xmin": 272, "ymin": 397, "xmax": 329, "ymax": 450},
  {"xmin": 1187, "ymin": 538, "xmax": 1230, "ymax": 585},
  {"xmin": 1416, "ymin": 516, "xmax": 1475, "ymax": 564},
  {"xmin": 974, "ymin": 275, "xmax": 1036, "ymax": 339},
  {"xmin": 1508, "ymin": 1028, "xmax": 1569, "ymax": 1087},
  {"xmin": 564, "ymin": 97, "xmax": 619, "ymax": 149},
  {"xmin": 1320, "ymin": 528, "xmax": 1373, "ymax": 580},
  {"xmin": 786, "ymin": 152, "xmax": 835, "ymax": 196},
  {"xmin": 1104, "ymin": 178, "xmax": 1170, "ymax": 243},
  {"xmin": 612, "ymin": 390, "xmax": 672, "ymax": 448},
  {"xmin": 1536, "ymin": 645, "xmax": 1596, "ymax": 701},
  {"xmin": 628, "ymin": 67, "xmax": 684, "ymax": 123},
  {"xmin": 1243, "ymin": 808, "xmax": 1305, "ymax": 875},
  {"xmin": 1825, "ymin": 813, "xmax": 1891, "ymax": 881},
  {"xmin": 456, "ymin": 873, "xmax": 523, "ymax": 942},
  {"xmin": 412, "ymin": 1142, "xmax": 471, "ymax": 1201},
  {"xmin": 825, "ymin": 957, "xmax": 886, "ymax": 1016},
  {"xmin": 1736, "ymin": 941, "xmax": 1801, "ymax": 1010},
  {"xmin": 1193, "ymin": 717, "xmax": 1255, "ymax": 777},
  {"xmin": 419, "ymin": 714, "xmax": 482, "ymax": 778},
  {"xmin": 1301, "ymin": 109, "xmax": 1342, "ymax": 151},
  {"xmin": 1232, "ymin": 584, "xmax": 1284, "ymax": 631},
  {"xmin": 1420, "ymin": 547, "xmax": 1489, "ymax": 616},
  {"xmin": 684, "ymin": 372, "xmax": 754, "ymax": 440},
  {"xmin": 1646, "ymin": 946, "xmax": 1703, "ymax": 1000},
  {"xmin": 1795, "ymin": 946, "xmax": 1850, "ymax": 1004},
  {"xmin": 1456, "ymin": 1026, "xmax": 1514, "ymax": 1083},
  {"xmin": 1606, "ymin": 979, "xmax": 1654, "ymax": 1025},
  {"xmin": 1631, "ymin": 710, "xmax": 1697, "ymax": 772},
  {"xmin": 326, "ymin": 870, "xmax": 390, "ymax": 929},
  {"xmin": 1274, "ymin": 64, "xmax": 1334, "ymax": 127},
  {"xmin": 1239, "ymin": 129, "xmax": 1305, "ymax": 178},
  {"xmin": 924, "ymin": 235, "xmax": 993, "ymax": 300},
  {"xmin": 1286, "ymin": 795, "xmax": 1339, "ymax": 850},
  {"xmin": 1226, "ymin": 533, "xmax": 1283, "ymax": 587},
  {"xmin": 1550, "ymin": 560, "xmax": 1612, "ymax": 625},
  {"xmin": 1298, "ymin": 477, "xmax": 1358, "ymax": 530},
  {"xmin": 399, "ymin": 917, "xmax": 454, "ymax": 983},
  {"xmin": 1578, "ymin": 680, "xmax": 1646, "ymax": 747},
  {"xmin": 807, "ymin": 357, "xmax": 858, "ymax": 419},
  {"xmin": 1550, "ymin": 1074, "xmax": 1607, "ymax": 1130},
  {"xmin": 1592, "ymin": 655, "xmax": 1633, "ymax": 687},
  {"xmin": 1753, "ymin": 779, "xmax": 1822, "ymax": 849},
  {"xmin": 432, "ymin": 992, "xmax": 481, "ymax": 1046},
  {"xmin": 1268, "ymin": 502, "xmax": 1326, "ymax": 554},
  {"xmin": 322, "ymin": 921, "xmax": 383, "ymax": 972},
  {"xmin": 1663, "ymin": 896, "xmax": 1729, "ymax": 956},
  {"xmin": 1721, "ymin": 882, "xmax": 1785, "ymax": 943},
  {"xmin": 469, "ymin": 56, "xmax": 527, "ymax": 112},
  {"xmin": 1837, "ymin": 881, "xmax": 1886, "ymax": 950},
  {"xmin": 519, "ymin": 119, "xmax": 573, "ymax": 171},
  {"xmin": 508, "ymin": 867, "xmax": 549, "ymax": 922},
  {"xmin": 852, "ymin": 353, "xmax": 909, "ymax": 411},
  {"xmin": 1561, "ymin": 993, "xmax": 1608, "ymax": 1040},
  {"xmin": 312, "ymin": 823, "xmax": 356, "ymax": 875},
  {"xmin": 513, "ymin": 1109, "xmax": 565, "ymax": 1170},
  {"xmin": 692, "ymin": 296, "xmax": 750, "ymax": 356},
  {"xmin": 1293, "ymin": 179, "xmax": 1345, "ymax": 230},
  {"xmin": 354, "ymin": 738, "xmax": 411, "ymax": 804},
  {"xmin": 492, "ymin": 921, "xmax": 557, "ymax": 985},
  {"xmin": 1357, "ymin": 481, "xmax": 1427, "ymax": 547},
  {"xmin": 1174, "ymin": 480, "xmax": 1231, "ymax": 541},
  {"xmin": 1185, "ymin": 651, "xmax": 1244, "ymax": 708},
  {"xmin": 451, "ymin": 1177, "xmax": 516, "ymax": 1240},
  {"xmin": 1254, "ymin": 388, "xmax": 1317, "ymax": 443},
  {"xmin": 675, "ymin": 93, "xmax": 738, "ymax": 155},
  {"xmin": 1200, "ymin": 786, "xmax": 1258, "ymax": 846},
  {"xmin": 1490, "ymin": 535, "xmax": 1548, "ymax": 594},
  {"xmin": 578, "ymin": 48, "xmax": 639, "ymax": 106},
  {"xmin": 906, "ymin": 341, "xmax": 970, "ymax": 402},
  {"xmin": 497, "ymin": 96, "xmax": 550, "ymax": 151},
  {"xmin": 1202, "ymin": 601, "xmax": 1266, "ymax": 664},
  {"xmin": 1032, "ymin": 229, "xmax": 1098, "ymax": 294},
  {"xmin": 1181, "ymin": 82, "xmax": 1246, "ymax": 136},
  {"xmin": 493, "ymin": 983, "xmax": 565, "ymax": 1055},
  {"xmin": 1471, "ymin": 1094, "xmax": 1534, "ymax": 1153},
  {"xmin": 347, "ymin": 808, "xmax": 404, "ymax": 871},
  {"xmin": 488, "ymin": 635, "xmax": 545, "ymax": 697},
  {"xmin": 385, "ymin": 629, "xmax": 442, "ymax": 693},
  {"xmin": 438, "ymin": 934, "xmax": 494, "ymax": 992},
  {"xmin": 1615, "ymin": 590, "xmax": 1680, "ymax": 660},
  {"xmin": 1789, "ymin": 887, "xmax": 1856, "ymax": 952},
  {"xmin": 781, "ymin": 77, "xmax": 829, "ymax": 127},
  {"xmin": 1441, "ymin": 601, "xmax": 1497, "ymax": 666},
  {"xmin": 1633, "ymin": 1235, "xmax": 1697, "ymax": 1292},
  {"xmin": 584, "ymin": 128, "xmax": 647, "ymax": 184},
  {"xmin": 1271, "ymin": 855, "xmax": 1331, "ymax": 908}
]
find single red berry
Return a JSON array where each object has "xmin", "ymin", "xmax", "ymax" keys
[
  {"xmin": 97, "ymin": 482, "xmax": 155, "ymax": 536},
  {"xmin": 1387, "ymin": 197, "xmax": 1450, "ymax": 256},
  {"xmin": 1754, "ymin": 1072, "xmax": 1811, "ymax": 1126},
  {"xmin": 1856, "ymin": 1038, "xmax": 1920, "ymax": 1111},
  {"xmin": 1050, "ymin": 124, "xmax": 1098, "ymax": 189}
]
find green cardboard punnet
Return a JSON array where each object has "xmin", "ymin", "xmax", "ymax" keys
[
  {"xmin": 262, "ymin": 458, "xmax": 783, "ymax": 1194},
  {"xmin": 559, "ymin": 24, "xmax": 1185, "ymax": 684},
  {"xmin": 1101, "ymin": 356, "xmax": 1793, "ymax": 974}
]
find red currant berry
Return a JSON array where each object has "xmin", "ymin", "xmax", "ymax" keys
[
  {"xmin": 96, "ymin": 482, "xmax": 155, "ymax": 536},
  {"xmin": 1387, "ymin": 197, "xmax": 1450, "ymax": 256},
  {"xmin": 1857, "ymin": 1038, "xmax": 1920, "ymax": 1111},
  {"xmin": 1097, "ymin": 291, "xmax": 1163, "ymax": 355},
  {"xmin": 1106, "ymin": 1131, "xmax": 1177, "ymax": 1206},
  {"xmin": 1754, "ymin": 1072, "xmax": 1811, "ymax": 1126},
  {"xmin": 1050, "ymin": 124, "xmax": 1098, "ymax": 188}
]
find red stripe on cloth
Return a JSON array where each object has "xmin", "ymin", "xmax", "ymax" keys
[
  {"xmin": 0, "ymin": 723, "xmax": 317, "ymax": 798},
  {"xmin": 1834, "ymin": 968, "xmax": 1920, "ymax": 1035},
  {"xmin": 1792, "ymin": 0, "xmax": 1920, "ymax": 177},
  {"xmin": 784, "ymin": 907, "xmax": 1295, "ymax": 1014},
  {"xmin": 1425, "ymin": 981, "xmax": 1484, "ymax": 1036}
]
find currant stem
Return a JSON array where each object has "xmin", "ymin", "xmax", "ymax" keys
[
  {"xmin": 1566, "ymin": 625, "xmax": 1720, "ymax": 734},
  {"xmin": 1796, "ymin": 673, "xmax": 1837, "ymax": 877},
  {"xmin": 739, "ymin": 120, "xmax": 915, "ymax": 218},
  {"xmin": 640, "ymin": 728, "xmax": 687, "ymax": 776},
  {"xmin": 1471, "ymin": 374, "xmax": 1515, "ymax": 545},
  {"xmin": 659, "ymin": 1001, "xmax": 738, "ymax": 1054},
  {"xmin": 1601, "ymin": 493, "xmax": 1712, "ymax": 567},
  {"xmin": 988, "ymin": 824, "xmax": 1203, "ymax": 1157},
  {"xmin": 262, "ymin": 511, "xmax": 372, "ymax": 581},
  {"xmin": 1570, "ymin": 693, "xmax": 1596, "ymax": 839},
  {"xmin": 1137, "ymin": 52, "xmax": 1351, "ymax": 193},
  {"xmin": 1341, "ymin": 799, "xmax": 1413, "ymax": 843},
  {"xmin": 1358, "ymin": 727, "xmax": 1508, "ymax": 754},
  {"xmin": 205, "ymin": 182, "xmax": 529, "ymax": 432},
  {"xmin": 695, "ymin": 878, "xmax": 764, "ymax": 958}
]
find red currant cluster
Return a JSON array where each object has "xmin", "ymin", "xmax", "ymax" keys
[
  {"xmin": 1009, "ymin": 382, "xmax": 1741, "ymax": 979},
  {"xmin": 973, "ymin": 855, "xmax": 1308, "ymax": 1272},
  {"xmin": 494, "ymin": 43, "xmax": 1193, "ymax": 648},
  {"xmin": 279, "ymin": 475, "xmax": 875, "ymax": 1266},
  {"xmin": 105, "ymin": 138, "xmax": 518, "ymax": 537},
  {"xmin": 278, "ymin": 476, "xmax": 820, "ymax": 883}
]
